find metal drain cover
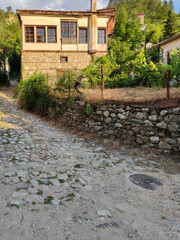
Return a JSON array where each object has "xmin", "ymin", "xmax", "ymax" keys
[{"xmin": 129, "ymin": 174, "xmax": 163, "ymax": 190}]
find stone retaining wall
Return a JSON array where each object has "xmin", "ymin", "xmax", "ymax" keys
[{"xmin": 60, "ymin": 101, "xmax": 180, "ymax": 154}]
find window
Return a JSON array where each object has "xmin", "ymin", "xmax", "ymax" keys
[
  {"xmin": 61, "ymin": 21, "xmax": 77, "ymax": 39},
  {"xmin": 25, "ymin": 27, "xmax": 34, "ymax": 42},
  {"xmin": 37, "ymin": 27, "xmax": 46, "ymax": 43},
  {"xmin": 60, "ymin": 56, "xmax": 68, "ymax": 63},
  {"xmin": 48, "ymin": 27, "xmax": 57, "ymax": 43},
  {"xmin": 79, "ymin": 28, "xmax": 88, "ymax": 43},
  {"xmin": 98, "ymin": 29, "xmax": 106, "ymax": 44}
]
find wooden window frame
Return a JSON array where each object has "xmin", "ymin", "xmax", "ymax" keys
[
  {"xmin": 36, "ymin": 26, "xmax": 46, "ymax": 43},
  {"xmin": 61, "ymin": 20, "xmax": 77, "ymax": 40},
  {"xmin": 79, "ymin": 28, "xmax": 88, "ymax": 44},
  {"xmin": 98, "ymin": 28, "xmax": 106, "ymax": 44},
  {"xmin": 47, "ymin": 26, "xmax": 57, "ymax": 43},
  {"xmin": 25, "ymin": 26, "xmax": 34, "ymax": 43}
]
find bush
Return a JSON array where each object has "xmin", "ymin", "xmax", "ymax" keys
[
  {"xmin": 0, "ymin": 70, "xmax": 10, "ymax": 86},
  {"xmin": 8, "ymin": 48, "xmax": 21, "ymax": 79},
  {"xmin": 86, "ymin": 104, "xmax": 93, "ymax": 115},
  {"xmin": 16, "ymin": 72, "xmax": 56, "ymax": 116},
  {"xmin": 55, "ymin": 69, "xmax": 82, "ymax": 98}
]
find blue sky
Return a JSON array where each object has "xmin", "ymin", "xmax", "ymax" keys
[
  {"xmin": 0, "ymin": 0, "xmax": 179, "ymax": 13},
  {"xmin": 173, "ymin": 0, "xmax": 180, "ymax": 13}
]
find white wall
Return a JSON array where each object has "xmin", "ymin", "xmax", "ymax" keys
[{"xmin": 161, "ymin": 38, "xmax": 180, "ymax": 62}]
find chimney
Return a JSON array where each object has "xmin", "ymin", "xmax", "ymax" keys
[{"xmin": 91, "ymin": 0, "xmax": 96, "ymax": 12}]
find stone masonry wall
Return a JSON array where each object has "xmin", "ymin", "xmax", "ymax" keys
[
  {"xmin": 21, "ymin": 51, "xmax": 106, "ymax": 80},
  {"xmin": 60, "ymin": 101, "xmax": 180, "ymax": 155}
]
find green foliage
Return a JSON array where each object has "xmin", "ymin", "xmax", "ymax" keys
[
  {"xmin": 145, "ymin": 23, "xmax": 163, "ymax": 44},
  {"xmin": 160, "ymin": 49, "xmax": 180, "ymax": 86},
  {"xmin": 133, "ymin": 50, "xmax": 161, "ymax": 87},
  {"xmin": 145, "ymin": 47, "xmax": 160, "ymax": 64},
  {"xmin": 164, "ymin": 9, "xmax": 177, "ymax": 39},
  {"xmin": 55, "ymin": 69, "xmax": 81, "ymax": 98},
  {"xmin": 108, "ymin": 0, "xmax": 180, "ymax": 41},
  {"xmin": 113, "ymin": 8, "xmax": 145, "ymax": 50},
  {"xmin": 0, "ymin": 9, "xmax": 21, "ymax": 76},
  {"xmin": 8, "ymin": 47, "xmax": 21, "ymax": 79},
  {"xmin": 16, "ymin": 72, "xmax": 56, "ymax": 115},
  {"xmin": 82, "ymin": 55, "xmax": 117, "ymax": 88},
  {"xmin": 0, "ymin": 70, "xmax": 10, "ymax": 86},
  {"xmin": 86, "ymin": 104, "xmax": 93, "ymax": 115}
]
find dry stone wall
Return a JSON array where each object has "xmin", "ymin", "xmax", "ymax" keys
[{"xmin": 60, "ymin": 101, "xmax": 180, "ymax": 155}]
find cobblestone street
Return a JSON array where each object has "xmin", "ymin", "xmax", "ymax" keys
[{"xmin": 0, "ymin": 87, "xmax": 180, "ymax": 240}]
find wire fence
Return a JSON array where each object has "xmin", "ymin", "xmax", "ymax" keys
[{"xmin": 81, "ymin": 53, "xmax": 180, "ymax": 105}]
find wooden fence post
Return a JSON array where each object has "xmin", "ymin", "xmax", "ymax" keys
[
  {"xmin": 167, "ymin": 51, "xmax": 171, "ymax": 99},
  {"xmin": 101, "ymin": 65, "xmax": 104, "ymax": 99}
]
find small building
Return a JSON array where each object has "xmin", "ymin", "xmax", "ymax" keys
[
  {"xmin": 154, "ymin": 34, "xmax": 180, "ymax": 62},
  {"xmin": 17, "ymin": 0, "xmax": 115, "ymax": 80}
]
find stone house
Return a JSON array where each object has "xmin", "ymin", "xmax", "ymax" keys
[
  {"xmin": 154, "ymin": 34, "xmax": 180, "ymax": 63},
  {"xmin": 17, "ymin": 0, "xmax": 115, "ymax": 80}
]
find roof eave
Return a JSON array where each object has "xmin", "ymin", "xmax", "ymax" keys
[{"xmin": 16, "ymin": 8, "xmax": 116, "ymax": 19}]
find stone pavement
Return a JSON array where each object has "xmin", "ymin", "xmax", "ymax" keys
[{"xmin": 0, "ymin": 88, "xmax": 180, "ymax": 240}]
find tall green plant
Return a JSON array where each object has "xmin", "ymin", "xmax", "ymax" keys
[
  {"xmin": 55, "ymin": 69, "xmax": 82, "ymax": 99},
  {"xmin": 16, "ymin": 72, "xmax": 55, "ymax": 115}
]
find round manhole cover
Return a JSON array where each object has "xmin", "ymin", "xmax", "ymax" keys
[{"xmin": 129, "ymin": 174, "xmax": 163, "ymax": 190}]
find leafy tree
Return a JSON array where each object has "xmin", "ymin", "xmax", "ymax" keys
[
  {"xmin": 0, "ymin": 8, "xmax": 21, "ymax": 79},
  {"xmin": 113, "ymin": 7, "xmax": 145, "ymax": 50},
  {"xmin": 169, "ymin": 0, "xmax": 174, "ymax": 10},
  {"xmin": 145, "ymin": 23, "xmax": 163, "ymax": 44},
  {"xmin": 164, "ymin": 9, "xmax": 176, "ymax": 39},
  {"xmin": 55, "ymin": 69, "xmax": 82, "ymax": 97},
  {"xmin": 82, "ymin": 55, "xmax": 117, "ymax": 88},
  {"xmin": 0, "ymin": 23, "xmax": 16, "ymax": 71},
  {"xmin": 133, "ymin": 50, "xmax": 161, "ymax": 87}
]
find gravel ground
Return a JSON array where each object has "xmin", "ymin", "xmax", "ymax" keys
[{"xmin": 0, "ymin": 87, "xmax": 180, "ymax": 240}]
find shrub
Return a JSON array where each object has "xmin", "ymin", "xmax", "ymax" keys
[
  {"xmin": 86, "ymin": 104, "xmax": 93, "ymax": 115},
  {"xmin": 16, "ymin": 72, "xmax": 56, "ymax": 116},
  {"xmin": 55, "ymin": 69, "xmax": 82, "ymax": 98},
  {"xmin": 0, "ymin": 70, "xmax": 10, "ymax": 86}
]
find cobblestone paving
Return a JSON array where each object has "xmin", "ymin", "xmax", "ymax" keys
[{"xmin": 0, "ymin": 88, "xmax": 180, "ymax": 240}]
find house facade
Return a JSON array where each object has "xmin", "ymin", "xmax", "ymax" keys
[
  {"xmin": 17, "ymin": 0, "xmax": 115, "ymax": 79},
  {"xmin": 154, "ymin": 34, "xmax": 180, "ymax": 62}
]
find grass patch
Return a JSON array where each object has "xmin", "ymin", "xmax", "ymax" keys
[
  {"xmin": 44, "ymin": 196, "xmax": 54, "ymax": 204},
  {"xmin": 7, "ymin": 203, "xmax": 20, "ymax": 208},
  {"xmin": 112, "ymin": 159, "xmax": 125, "ymax": 165},
  {"xmin": 59, "ymin": 179, "xmax": 65, "ymax": 183},
  {"xmin": 37, "ymin": 189, "xmax": 43, "ymax": 195},
  {"xmin": 74, "ymin": 164, "xmax": 84, "ymax": 169}
]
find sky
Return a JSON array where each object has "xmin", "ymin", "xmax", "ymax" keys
[{"xmin": 0, "ymin": 0, "xmax": 179, "ymax": 13}]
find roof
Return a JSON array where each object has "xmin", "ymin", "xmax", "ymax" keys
[
  {"xmin": 154, "ymin": 34, "xmax": 180, "ymax": 48},
  {"xmin": 17, "ymin": 8, "xmax": 116, "ymax": 21}
]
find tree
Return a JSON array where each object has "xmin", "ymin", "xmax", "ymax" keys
[
  {"xmin": 163, "ymin": 9, "xmax": 176, "ymax": 39},
  {"xmin": 113, "ymin": 7, "xmax": 145, "ymax": 50},
  {"xmin": 0, "ymin": 23, "xmax": 16, "ymax": 71},
  {"xmin": 169, "ymin": 0, "xmax": 174, "ymax": 10},
  {"xmin": 0, "ymin": 9, "xmax": 21, "ymax": 77},
  {"xmin": 145, "ymin": 23, "xmax": 163, "ymax": 44}
]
